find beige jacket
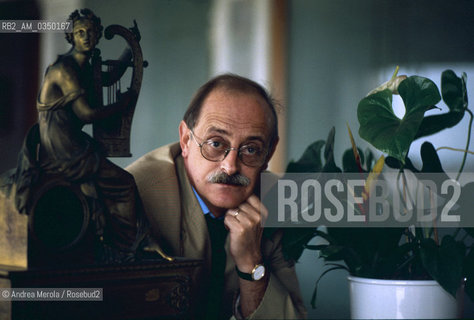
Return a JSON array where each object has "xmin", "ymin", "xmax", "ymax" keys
[{"xmin": 127, "ymin": 142, "xmax": 306, "ymax": 319}]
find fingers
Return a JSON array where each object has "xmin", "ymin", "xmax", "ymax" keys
[
  {"xmin": 246, "ymin": 195, "xmax": 268, "ymax": 224},
  {"xmin": 224, "ymin": 197, "xmax": 266, "ymax": 270},
  {"xmin": 224, "ymin": 195, "xmax": 268, "ymax": 228}
]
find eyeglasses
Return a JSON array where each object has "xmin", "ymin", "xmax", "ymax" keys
[{"xmin": 189, "ymin": 130, "xmax": 268, "ymax": 167}]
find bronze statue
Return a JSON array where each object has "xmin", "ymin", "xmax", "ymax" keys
[{"xmin": 2, "ymin": 8, "xmax": 146, "ymax": 265}]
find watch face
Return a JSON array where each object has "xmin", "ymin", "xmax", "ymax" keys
[{"xmin": 252, "ymin": 265, "xmax": 265, "ymax": 280}]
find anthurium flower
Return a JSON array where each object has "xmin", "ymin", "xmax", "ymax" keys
[{"xmin": 367, "ymin": 66, "xmax": 407, "ymax": 96}]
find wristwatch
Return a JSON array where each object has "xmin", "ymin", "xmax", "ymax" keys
[{"xmin": 235, "ymin": 264, "xmax": 266, "ymax": 281}]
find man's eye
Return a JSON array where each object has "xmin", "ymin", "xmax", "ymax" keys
[
  {"xmin": 242, "ymin": 145, "xmax": 261, "ymax": 155},
  {"xmin": 207, "ymin": 140, "xmax": 225, "ymax": 149}
]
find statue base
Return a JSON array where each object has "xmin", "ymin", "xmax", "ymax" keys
[{"xmin": 0, "ymin": 190, "xmax": 27, "ymax": 268}]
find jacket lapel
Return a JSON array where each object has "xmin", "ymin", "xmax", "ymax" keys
[{"xmin": 175, "ymin": 155, "xmax": 212, "ymax": 269}]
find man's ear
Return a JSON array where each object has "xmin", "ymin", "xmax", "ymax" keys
[
  {"xmin": 179, "ymin": 120, "xmax": 191, "ymax": 158},
  {"xmin": 261, "ymin": 136, "xmax": 280, "ymax": 171}
]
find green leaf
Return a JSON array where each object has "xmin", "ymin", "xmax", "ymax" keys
[
  {"xmin": 456, "ymin": 183, "xmax": 474, "ymax": 230},
  {"xmin": 281, "ymin": 228, "xmax": 317, "ymax": 262},
  {"xmin": 464, "ymin": 247, "xmax": 474, "ymax": 302},
  {"xmin": 385, "ymin": 156, "xmax": 419, "ymax": 172},
  {"xmin": 304, "ymin": 244, "xmax": 330, "ymax": 251},
  {"xmin": 319, "ymin": 245, "xmax": 345, "ymax": 261},
  {"xmin": 415, "ymin": 70, "xmax": 466, "ymax": 139},
  {"xmin": 286, "ymin": 140, "xmax": 325, "ymax": 173},
  {"xmin": 358, "ymin": 76, "xmax": 441, "ymax": 163},
  {"xmin": 420, "ymin": 142, "xmax": 444, "ymax": 173},
  {"xmin": 323, "ymin": 227, "xmax": 406, "ymax": 278},
  {"xmin": 464, "ymin": 228, "xmax": 474, "ymax": 238},
  {"xmin": 322, "ymin": 127, "xmax": 342, "ymax": 173},
  {"xmin": 364, "ymin": 148, "xmax": 375, "ymax": 172},
  {"xmin": 342, "ymin": 147, "xmax": 365, "ymax": 172},
  {"xmin": 415, "ymin": 112, "xmax": 464, "ymax": 140},
  {"xmin": 420, "ymin": 236, "xmax": 464, "ymax": 297},
  {"xmin": 442, "ymin": 70, "xmax": 467, "ymax": 111},
  {"xmin": 399, "ymin": 76, "xmax": 441, "ymax": 112},
  {"xmin": 419, "ymin": 239, "xmax": 439, "ymax": 279}
]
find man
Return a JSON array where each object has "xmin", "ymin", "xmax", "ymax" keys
[
  {"xmin": 127, "ymin": 74, "xmax": 306, "ymax": 319},
  {"xmin": 14, "ymin": 9, "xmax": 137, "ymax": 256}
]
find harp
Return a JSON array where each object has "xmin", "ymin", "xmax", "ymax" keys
[{"xmin": 91, "ymin": 21, "xmax": 147, "ymax": 157}]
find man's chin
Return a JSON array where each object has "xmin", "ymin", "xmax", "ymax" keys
[{"xmin": 210, "ymin": 199, "xmax": 241, "ymax": 211}]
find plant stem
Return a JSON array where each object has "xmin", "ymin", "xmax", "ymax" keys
[
  {"xmin": 437, "ymin": 146, "xmax": 474, "ymax": 155},
  {"xmin": 395, "ymin": 254, "xmax": 416, "ymax": 275},
  {"xmin": 391, "ymin": 65, "xmax": 400, "ymax": 80},
  {"xmin": 400, "ymin": 170, "xmax": 415, "ymax": 211},
  {"xmin": 431, "ymin": 189, "xmax": 439, "ymax": 245},
  {"xmin": 457, "ymin": 108, "xmax": 474, "ymax": 181}
]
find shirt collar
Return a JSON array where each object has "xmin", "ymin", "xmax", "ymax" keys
[{"xmin": 192, "ymin": 187, "xmax": 223, "ymax": 220}]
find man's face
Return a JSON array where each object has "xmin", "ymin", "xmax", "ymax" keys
[
  {"xmin": 73, "ymin": 19, "xmax": 97, "ymax": 53},
  {"xmin": 180, "ymin": 88, "xmax": 276, "ymax": 215}
]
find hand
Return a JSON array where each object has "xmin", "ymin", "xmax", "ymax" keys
[{"xmin": 224, "ymin": 195, "xmax": 268, "ymax": 272}]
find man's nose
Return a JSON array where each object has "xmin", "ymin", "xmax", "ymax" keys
[{"xmin": 220, "ymin": 149, "xmax": 240, "ymax": 176}]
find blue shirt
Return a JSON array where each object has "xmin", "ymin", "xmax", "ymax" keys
[{"xmin": 192, "ymin": 187, "xmax": 223, "ymax": 220}]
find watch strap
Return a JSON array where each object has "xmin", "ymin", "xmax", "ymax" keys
[
  {"xmin": 235, "ymin": 264, "xmax": 265, "ymax": 281},
  {"xmin": 235, "ymin": 266, "xmax": 253, "ymax": 281}
]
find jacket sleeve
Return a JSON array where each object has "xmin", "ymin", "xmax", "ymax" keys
[{"xmin": 234, "ymin": 229, "xmax": 307, "ymax": 319}]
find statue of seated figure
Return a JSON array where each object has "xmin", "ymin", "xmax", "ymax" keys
[{"xmin": 2, "ymin": 8, "xmax": 144, "ymax": 265}]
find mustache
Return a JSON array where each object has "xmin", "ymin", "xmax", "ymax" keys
[{"xmin": 207, "ymin": 171, "xmax": 250, "ymax": 186}]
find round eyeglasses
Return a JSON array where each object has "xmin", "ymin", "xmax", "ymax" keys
[{"xmin": 190, "ymin": 130, "xmax": 268, "ymax": 167}]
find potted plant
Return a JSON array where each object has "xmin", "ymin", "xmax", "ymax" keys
[{"xmin": 280, "ymin": 68, "xmax": 474, "ymax": 318}]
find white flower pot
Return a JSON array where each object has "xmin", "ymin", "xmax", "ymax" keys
[{"xmin": 348, "ymin": 275, "xmax": 460, "ymax": 319}]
